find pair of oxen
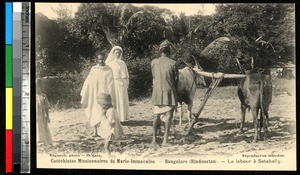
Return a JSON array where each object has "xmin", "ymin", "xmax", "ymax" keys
[{"xmin": 155, "ymin": 57, "xmax": 272, "ymax": 144}]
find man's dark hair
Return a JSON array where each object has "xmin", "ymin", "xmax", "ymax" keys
[
  {"xmin": 95, "ymin": 50, "xmax": 105, "ymax": 58},
  {"xmin": 160, "ymin": 47, "xmax": 171, "ymax": 55}
]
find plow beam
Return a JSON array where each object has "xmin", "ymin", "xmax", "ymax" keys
[{"xmin": 180, "ymin": 70, "xmax": 246, "ymax": 136}]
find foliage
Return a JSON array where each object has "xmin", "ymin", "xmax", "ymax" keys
[
  {"xmin": 36, "ymin": 3, "xmax": 295, "ymax": 108},
  {"xmin": 36, "ymin": 12, "xmax": 93, "ymax": 77},
  {"xmin": 123, "ymin": 10, "xmax": 166, "ymax": 59},
  {"xmin": 127, "ymin": 58, "xmax": 153, "ymax": 100},
  {"xmin": 209, "ymin": 4, "xmax": 295, "ymax": 70}
]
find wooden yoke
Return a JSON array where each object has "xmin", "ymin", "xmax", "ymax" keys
[
  {"xmin": 184, "ymin": 71, "xmax": 246, "ymax": 136},
  {"xmin": 193, "ymin": 70, "xmax": 246, "ymax": 79}
]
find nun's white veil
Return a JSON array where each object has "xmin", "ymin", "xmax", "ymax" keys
[
  {"xmin": 105, "ymin": 46, "xmax": 123, "ymax": 65},
  {"xmin": 105, "ymin": 46, "xmax": 128, "ymax": 80}
]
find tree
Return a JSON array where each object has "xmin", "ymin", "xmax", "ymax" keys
[
  {"xmin": 36, "ymin": 13, "xmax": 61, "ymax": 76},
  {"xmin": 36, "ymin": 3, "xmax": 296, "ymax": 107},
  {"xmin": 208, "ymin": 4, "xmax": 295, "ymax": 71}
]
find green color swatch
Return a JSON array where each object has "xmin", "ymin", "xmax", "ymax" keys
[{"xmin": 6, "ymin": 45, "xmax": 12, "ymax": 87}]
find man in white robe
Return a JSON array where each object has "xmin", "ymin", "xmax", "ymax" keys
[{"xmin": 80, "ymin": 52, "xmax": 116, "ymax": 136}]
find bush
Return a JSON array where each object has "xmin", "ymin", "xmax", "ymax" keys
[
  {"xmin": 42, "ymin": 59, "xmax": 94, "ymax": 109},
  {"xmin": 42, "ymin": 57, "xmax": 155, "ymax": 109},
  {"xmin": 42, "ymin": 72, "xmax": 83, "ymax": 109},
  {"xmin": 42, "ymin": 47, "xmax": 246, "ymax": 110},
  {"xmin": 127, "ymin": 58, "xmax": 153, "ymax": 100}
]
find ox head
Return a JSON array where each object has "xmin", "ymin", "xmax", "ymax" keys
[
  {"xmin": 236, "ymin": 56, "xmax": 270, "ymax": 75},
  {"xmin": 236, "ymin": 55, "xmax": 254, "ymax": 74},
  {"xmin": 182, "ymin": 56, "xmax": 206, "ymax": 87}
]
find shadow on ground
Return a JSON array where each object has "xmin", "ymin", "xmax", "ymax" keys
[
  {"xmin": 121, "ymin": 120, "xmax": 152, "ymax": 126},
  {"xmin": 38, "ymin": 114, "xmax": 295, "ymax": 154}
]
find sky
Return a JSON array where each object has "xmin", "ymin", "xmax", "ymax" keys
[{"xmin": 35, "ymin": 3, "xmax": 216, "ymax": 19}]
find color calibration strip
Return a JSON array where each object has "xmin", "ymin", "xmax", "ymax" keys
[
  {"xmin": 6, "ymin": 2, "xmax": 31, "ymax": 173},
  {"xmin": 6, "ymin": 2, "xmax": 13, "ymax": 173}
]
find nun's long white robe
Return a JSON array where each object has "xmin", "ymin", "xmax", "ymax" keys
[
  {"xmin": 80, "ymin": 65, "xmax": 115, "ymax": 127},
  {"xmin": 106, "ymin": 59, "xmax": 130, "ymax": 122}
]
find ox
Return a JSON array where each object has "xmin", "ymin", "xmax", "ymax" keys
[
  {"xmin": 237, "ymin": 73, "xmax": 272, "ymax": 142},
  {"xmin": 156, "ymin": 58, "xmax": 206, "ymax": 137},
  {"xmin": 175, "ymin": 65, "xmax": 206, "ymax": 126}
]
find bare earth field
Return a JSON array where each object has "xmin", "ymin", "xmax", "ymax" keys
[{"xmin": 38, "ymin": 78, "xmax": 296, "ymax": 165}]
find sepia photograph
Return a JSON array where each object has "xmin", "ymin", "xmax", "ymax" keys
[{"xmin": 35, "ymin": 3, "xmax": 296, "ymax": 170}]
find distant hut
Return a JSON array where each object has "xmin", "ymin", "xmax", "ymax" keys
[
  {"xmin": 271, "ymin": 61, "xmax": 295, "ymax": 79},
  {"xmin": 282, "ymin": 62, "xmax": 295, "ymax": 79}
]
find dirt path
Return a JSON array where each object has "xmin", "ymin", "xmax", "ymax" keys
[{"xmin": 38, "ymin": 79, "xmax": 296, "ymax": 160}]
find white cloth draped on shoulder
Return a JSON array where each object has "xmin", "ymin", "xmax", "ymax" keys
[
  {"xmin": 80, "ymin": 65, "xmax": 115, "ymax": 127},
  {"xmin": 105, "ymin": 46, "xmax": 130, "ymax": 122}
]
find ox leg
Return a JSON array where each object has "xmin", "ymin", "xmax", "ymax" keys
[
  {"xmin": 177, "ymin": 103, "xmax": 183, "ymax": 126},
  {"xmin": 162, "ymin": 109, "xmax": 174, "ymax": 146},
  {"xmin": 259, "ymin": 109, "xmax": 263, "ymax": 140},
  {"xmin": 170, "ymin": 116, "xmax": 175, "ymax": 135},
  {"xmin": 266, "ymin": 112, "xmax": 270, "ymax": 125},
  {"xmin": 262, "ymin": 110, "xmax": 269, "ymax": 140},
  {"xmin": 252, "ymin": 107, "xmax": 259, "ymax": 142},
  {"xmin": 187, "ymin": 102, "xmax": 193, "ymax": 123},
  {"xmin": 152, "ymin": 114, "xmax": 160, "ymax": 144},
  {"xmin": 239, "ymin": 104, "xmax": 246, "ymax": 133}
]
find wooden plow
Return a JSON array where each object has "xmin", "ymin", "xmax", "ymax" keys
[{"xmin": 183, "ymin": 71, "xmax": 246, "ymax": 136}]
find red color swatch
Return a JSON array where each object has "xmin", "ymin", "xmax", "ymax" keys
[{"xmin": 6, "ymin": 130, "xmax": 13, "ymax": 173}]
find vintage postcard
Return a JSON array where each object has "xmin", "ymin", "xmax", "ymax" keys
[{"xmin": 35, "ymin": 2, "xmax": 296, "ymax": 171}]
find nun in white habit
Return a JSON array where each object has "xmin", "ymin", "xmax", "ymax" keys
[{"xmin": 105, "ymin": 46, "xmax": 130, "ymax": 122}]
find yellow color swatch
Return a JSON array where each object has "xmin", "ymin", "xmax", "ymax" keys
[{"xmin": 6, "ymin": 88, "xmax": 13, "ymax": 129}]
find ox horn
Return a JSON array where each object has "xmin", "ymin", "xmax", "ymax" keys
[
  {"xmin": 251, "ymin": 57, "xmax": 254, "ymax": 71},
  {"xmin": 182, "ymin": 59, "xmax": 193, "ymax": 69},
  {"xmin": 236, "ymin": 57, "xmax": 245, "ymax": 74},
  {"xmin": 191, "ymin": 55, "xmax": 206, "ymax": 86},
  {"xmin": 191, "ymin": 55, "xmax": 203, "ymax": 71},
  {"xmin": 255, "ymin": 36, "xmax": 263, "ymax": 43}
]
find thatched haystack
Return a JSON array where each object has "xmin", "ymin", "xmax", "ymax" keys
[
  {"xmin": 201, "ymin": 37, "xmax": 233, "ymax": 58},
  {"xmin": 199, "ymin": 37, "xmax": 243, "ymax": 73}
]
